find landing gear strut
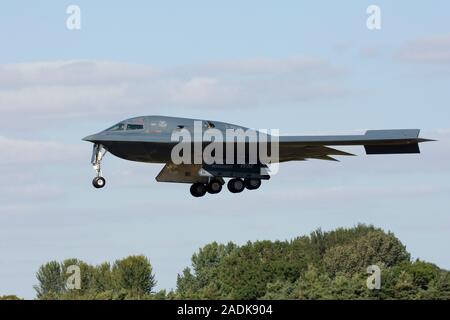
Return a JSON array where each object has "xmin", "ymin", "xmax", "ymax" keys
[{"xmin": 91, "ymin": 144, "xmax": 107, "ymax": 189}]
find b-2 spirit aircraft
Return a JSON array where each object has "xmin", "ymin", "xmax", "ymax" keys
[{"xmin": 83, "ymin": 116, "xmax": 432, "ymax": 197}]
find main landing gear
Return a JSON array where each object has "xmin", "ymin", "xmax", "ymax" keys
[
  {"xmin": 228, "ymin": 178, "xmax": 261, "ymax": 193},
  {"xmin": 190, "ymin": 183, "xmax": 207, "ymax": 197},
  {"xmin": 190, "ymin": 179, "xmax": 223, "ymax": 197},
  {"xmin": 227, "ymin": 178, "xmax": 245, "ymax": 193},
  {"xmin": 91, "ymin": 144, "xmax": 107, "ymax": 189},
  {"xmin": 189, "ymin": 178, "xmax": 261, "ymax": 197}
]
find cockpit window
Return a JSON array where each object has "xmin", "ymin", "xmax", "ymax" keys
[
  {"xmin": 205, "ymin": 121, "xmax": 215, "ymax": 129},
  {"xmin": 126, "ymin": 124, "xmax": 144, "ymax": 130},
  {"xmin": 107, "ymin": 123, "xmax": 125, "ymax": 131}
]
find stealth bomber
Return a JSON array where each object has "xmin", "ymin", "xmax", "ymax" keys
[{"xmin": 83, "ymin": 116, "xmax": 432, "ymax": 197}]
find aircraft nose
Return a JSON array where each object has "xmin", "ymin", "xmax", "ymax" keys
[{"xmin": 82, "ymin": 134, "xmax": 97, "ymax": 142}]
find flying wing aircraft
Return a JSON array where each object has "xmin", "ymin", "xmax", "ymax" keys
[{"xmin": 82, "ymin": 116, "xmax": 432, "ymax": 197}]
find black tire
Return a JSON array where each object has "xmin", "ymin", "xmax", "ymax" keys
[
  {"xmin": 190, "ymin": 183, "xmax": 207, "ymax": 197},
  {"xmin": 227, "ymin": 178, "xmax": 245, "ymax": 193},
  {"xmin": 244, "ymin": 178, "xmax": 261, "ymax": 190},
  {"xmin": 207, "ymin": 180, "xmax": 222, "ymax": 194},
  {"xmin": 92, "ymin": 177, "xmax": 106, "ymax": 189}
]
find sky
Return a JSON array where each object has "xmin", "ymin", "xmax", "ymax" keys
[{"xmin": 0, "ymin": 1, "xmax": 449, "ymax": 298}]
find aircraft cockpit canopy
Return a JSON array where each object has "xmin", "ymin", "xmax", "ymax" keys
[
  {"xmin": 106, "ymin": 122, "xmax": 144, "ymax": 132},
  {"xmin": 126, "ymin": 123, "xmax": 144, "ymax": 130},
  {"xmin": 107, "ymin": 123, "xmax": 125, "ymax": 131}
]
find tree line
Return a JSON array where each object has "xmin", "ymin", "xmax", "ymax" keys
[{"xmin": 2, "ymin": 224, "xmax": 449, "ymax": 300}]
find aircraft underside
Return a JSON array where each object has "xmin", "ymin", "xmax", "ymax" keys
[{"xmin": 90, "ymin": 142, "xmax": 270, "ymax": 197}]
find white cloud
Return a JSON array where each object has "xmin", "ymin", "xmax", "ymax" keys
[
  {"xmin": 0, "ymin": 136, "xmax": 83, "ymax": 165},
  {"xmin": 0, "ymin": 137, "xmax": 83, "ymax": 207},
  {"xmin": 0, "ymin": 58, "xmax": 347, "ymax": 125},
  {"xmin": 0, "ymin": 61, "xmax": 157, "ymax": 89},
  {"xmin": 166, "ymin": 76, "xmax": 239, "ymax": 106},
  {"xmin": 0, "ymin": 84, "xmax": 130, "ymax": 117},
  {"xmin": 397, "ymin": 35, "xmax": 450, "ymax": 63},
  {"xmin": 199, "ymin": 56, "xmax": 343, "ymax": 76},
  {"xmin": 0, "ymin": 184, "xmax": 65, "ymax": 204}
]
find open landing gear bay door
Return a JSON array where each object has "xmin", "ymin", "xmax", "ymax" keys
[
  {"xmin": 155, "ymin": 163, "xmax": 269, "ymax": 184},
  {"xmin": 155, "ymin": 163, "xmax": 210, "ymax": 184}
]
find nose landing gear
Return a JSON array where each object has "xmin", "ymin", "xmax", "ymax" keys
[
  {"xmin": 91, "ymin": 144, "xmax": 107, "ymax": 189},
  {"xmin": 93, "ymin": 176, "xmax": 106, "ymax": 188}
]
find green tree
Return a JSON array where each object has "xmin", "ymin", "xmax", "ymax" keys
[
  {"xmin": 217, "ymin": 240, "xmax": 307, "ymax": 299},
  {"xmin": 176, "ymin": 242, "xmax": 236, "ymax": 299},
  {"xmin": 323, "ymin": 230, "xmax": 410, "ymax": 276},
  {"xmin": 94, "ymin": 262, "xmax": 113, "ymax": 292},
  {"xmin": 175, "ymin": 224, "xmax": 450, "ymax": 300},
  {"xmin": 33, "ymin": 225, "xmax": 450, "ymax": 300},
  {"xmin": 34, "ymin": 261, "xmax": 65, "ymax": 299},
  {"xmin": 111, "ymin": 255, "xmax": 156, "ymax": 296},
  {"xmin": 0, "ymin": 295, "xmax": 23, "ymax": 300},
  {"xmin": 34, "ymin": 255, "xmax": 159, "ymax": 300}
]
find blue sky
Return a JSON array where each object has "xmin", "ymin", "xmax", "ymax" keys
[{"xmin": 0, "ymin": 1, "xmax": 450, "ymax": 298}]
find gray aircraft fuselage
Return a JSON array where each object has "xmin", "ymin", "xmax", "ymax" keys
[{"xmin": 83, "ymin": 115, "xmax": 255, "ymax": 164}]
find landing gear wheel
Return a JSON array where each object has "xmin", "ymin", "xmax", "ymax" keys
[
  {"xmin": 207, "ymin": 180, "xmax": 222, "ymax": 194},
  {"xmin": 190, "ymin": 183, "xmax": 207, "ymax": 197},
  {"xmin": 244, "ymin": 178, "xmax": 261, "ymax": 190},
  {"xmin": 92, "ymin": 176, "xmax": 106, "ymax": 189},
  {"xmin": 227, "ymin": 178, "xmax": 245, "ymax": 193}
]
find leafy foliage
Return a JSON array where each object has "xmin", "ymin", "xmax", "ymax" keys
[
  {"xmin": 175, "ymin": 224, "xmax": 450, "ymax": 300},
  {"xmin": 0, "ymin": 295, "xmax": 23, "ymax": 300},
  {"xmin": 34, "ymin": 255, "xmax": 157, "ymax": 300},
  {"xmin": 8, "ymin": 224, "xmax": 448, "ymax": 300}
]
